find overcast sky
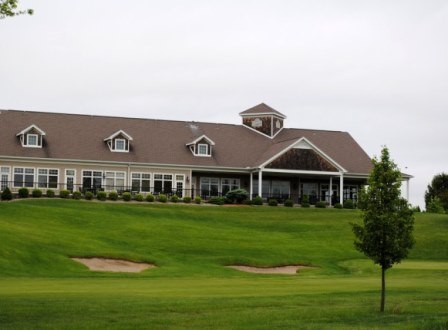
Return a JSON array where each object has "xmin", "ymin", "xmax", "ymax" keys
[{"xmin": 1, "ymin": 0, "xmax": 447, "ymax": 208}]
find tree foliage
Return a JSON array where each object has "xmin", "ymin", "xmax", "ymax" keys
[
  {"xmin": 0, "ymin": 0, "xmax": 33, "ymax": 19},
  {"xmin": 425, "ymin": 173, "xmax": 448, "ymax": 213},
  {"xmin": 352, "ymin": 147, "xmax": 414, "ymax": 312}
]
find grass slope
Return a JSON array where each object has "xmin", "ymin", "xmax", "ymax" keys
[{"xmin": 0, "ymin": 200, "xmax": 447, "ymax": 329}]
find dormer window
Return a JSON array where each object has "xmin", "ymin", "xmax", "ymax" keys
[
  {"xmin": 27, "ymin": 134, "xmax": 38, "ymax": 147},
  {"xmin": 104, "ymin": 130, "xmax": 133, "ymax": 153},
  {"xmin": 186, "ymin": 134, "xmax": 215, "ymax": 157},
  {"xmin": 16, "ymin": 124, "xmax": 46, "ymax": 148},
  {"xmin": 115, "ymin": 139, "xmax": 126, "ymax": 151},
  {"xmin": 197, "ymin": 143, "xmax": 209, "ymax": 155}
]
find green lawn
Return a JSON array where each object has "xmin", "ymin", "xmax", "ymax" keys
[{"xmin": 0, "ymin": 199, "xmax": 447, "ymax": 329}]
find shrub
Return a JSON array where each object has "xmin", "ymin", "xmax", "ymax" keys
[
  {"xmin": 135, "ymin": 194, "xmax": 144, "ymax": 202},
  {"xmin": 85, "ymin": 191, "xmax": 93, "ymax": 200},
  {"xmin": 268, "ymin": 199, "xmax": 278, "ymax": 206},
  {"xmin": 316, "ymin": 201, "xmax": 327, "ymax": 208},
  {"xmin": 1, "ymin": 187, "xmax": 13, "ymax": 201},
  {"xmin": 343, "ymin": 199, "xmax": 355, "ymax": 209},
  {"xmin": 284, "ymin": 199, "xmax": 294, "ymax": 207},
  {"xmin": 72, "ymin": 191, "xmax": 82, "ymax": 200},
  {"xmin": 108, "ymin": 191, "xmax": 119, "ymax": 201},
  {"xmin": 243, "ymin": 199, "xmax": 252, "ymax": 205},
  {"xmin": 411, "ymin": 205, "xmax": 421, "ymax": 213},
  {"xmin": 426, "ymin": 197, "xmax": 445, "ymax": 214},
  {"xmin": 122, "ymin": 192, "xmax": 132, "ymax": 202},
  {"xmin": 209, "ymin": 196, "xmax": 225, "ymax": 205},
  {"xmin": 32, "ymin": 189, "xmax": 43, "ymax": 198},
  {"xmin": 146, "ymin": 194, "xmax": 155, "ymax": 202},
  {"xmin": 182, "ymin": 196, "xmax": 192, "ymax": 204},
  {"xmin": 170, "ymin": 195, "xmax": 179, "ymax": 203},
  {"xmin": 158, "ymin": 194, "xmax": 167, "ymax": 203},
  {"xmin": 59, "ymin": 190, "xmax": 70, "ymax": 199},
  {"xmin": 18, "ymin": 187, "xmax": 29, "ymax": 198},
  {"xmin": 225, "ymin": 189, "xmax": 249, "ymax": 204},
  {"xmin": 301, "ymin": 195, "xmax": 310, "ymax": 208},
  {"xmin": 97, "ymin": 191, "xmax": 107, "ymax": 201},
  {"xmin": 334, "ymin": 203, "xmax": 343, "ymax": 209},
  {"xmin": 251, "ymin": 196, "xmax": 263, "ymax": 206},
  {"xmin": 46, "ymin": 189, "xmax": 55, "ymax": 198},
  {"xmin": 194, "ymin": 196, "xmax": 202, "ymax": 204}
]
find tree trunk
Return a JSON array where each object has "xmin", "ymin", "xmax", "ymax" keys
[{"xmin": 380, "ymin": 267, "xmax": 386, "ymax": 312}]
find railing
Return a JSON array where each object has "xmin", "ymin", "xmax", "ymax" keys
[{"xmin": 1, "ymin": 181, "xmax": 358, "ymax": 204}]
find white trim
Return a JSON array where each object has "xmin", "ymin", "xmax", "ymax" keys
[
  {"xmin": 81, "ymin": 169, "xmax": 104, "ymax": 190},
  {"xmin": 259, "ymin": 137, "xmax": 347, "ymax": 173},
  {"xmin": 37, "ymin": 167, "xmax": 59, "ymax": 189},
  {"xmin": 25, "ymin": 134, "xmax": 40, "ymax": 148},
  {"xmin": 242, "ymin": 124, "xmax": 276, "ymax": 139},
  {"xmin": 186, "ymin": 134, "xmax": 215, "ymax": 146},
  {"xmin": 103, "ymin": 130, "xmax": 133, "ymax": 141},
  {"xmin": 16, "ymin": 124, "xmax": 46, "ymax": 136},
  {"xmin": 239, "ymin": 112, "xmax": 287, "ymax": 119},
  {"xmin": 131, "ymin": 171, "xmax": 152, "ymax": 193},
  {"xmin": 262, "ymin": 169, "xmax": 341, "ymax": 176}
]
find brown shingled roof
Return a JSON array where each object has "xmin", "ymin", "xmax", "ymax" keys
[
  {"xmin": 239, "ymin": 103, "xmax": 287, "ymax": 119},
  {"xmin": 0, "ymin": 109, "xmax": 372, "ymax": 174}
]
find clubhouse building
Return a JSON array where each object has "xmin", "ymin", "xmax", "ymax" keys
[{"xmin": 0, "ymin": 103, "xmax": 411, "ymax": 204}]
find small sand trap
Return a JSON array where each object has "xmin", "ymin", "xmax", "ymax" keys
[
  {"xmin": 72, "ymin": 257, "xmax": 155, "ymax": 273},
  {"xmin": 227, "ymin": 265, "xmax": 314, "ymax": 275}
]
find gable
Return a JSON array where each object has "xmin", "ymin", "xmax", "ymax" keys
[{"xmin": 265, "ymin": 149, "xmax": 338, "ymax": 171}]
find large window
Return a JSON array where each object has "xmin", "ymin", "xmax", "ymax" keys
[
  {"xmin": 104, "ymin": 172, "xmax": 125, "ymax": 191},
  {"xmin": 271, "ymin": 181, "xmax": 290, "ymax": 197},
  {"xmin": 38, "ymin": 169, "xmax": 59, "ymax": 188},
  {"xmin": 1, "ymin": 167, "xmax": 10, "ymax": 191},
  {"xmin": 154, "ymin": 174, "xmax": 173, "ymax": 193},
  {"xmin": 252, "ymin": 180, "xmax": 271, "ymax": 198},
  {"xmin": 132, "ymin": 173, "xmax": 151, "ymax": 192},
  {"xmin": 200, "ymin": 177, "xmax": 219, "ymax": 197},
  {"xmin": 221, "ymin": 178, "xmax": 240, "ymax": 195},
  {"xmin": 14, "ymin": 167, "xmax": 35, "ymax": 188},
  {"xmin": 343, "ymin": 185, "xmax": 358, "ymax": 201},
  {"xmin": 82, "ymin": 170, "xmax": 103, "ymax": 190}
]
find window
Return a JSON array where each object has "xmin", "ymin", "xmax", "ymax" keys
[
  {"xmin": 154, "ymin": 174, "xmax": 173, "ymax": 193},
  {"xmin": 197, "ymin": 144, "xmax": 209, "ymax": 155},
  {"xmin": 114, "ymin": 139, "xmax": 126, "ymax": 151},
  {"xmin": 221, "ymin": 178, "xmax": 240, "ymax": 195},
  {"xmin": 343, "ymin": 185, "xmax": 358, "ymax": 201},
  {"xmin": 175, "ymin": 175, "xmax": 185, "ymax": 197},
  {"xmin": 38, "ymin": 169, "xmax": 59, "ymax": 188},
  {"xmin": 1, "ymin": 167, "xmax": 10, "ymax": 191},
  {"xmin": 27, "ymin": 134, "xmax": 38, "ymax": 146},
  {"xmin": 82, "ymin": 170, "xmax": 103, "ymax": 191},
  {"xmin": 65, "ymin": 169, "xmax": 76, "ymax": 191},
  {"xmin": 302, "ymin": 183, "xmax": 318, "ymax": 197},
  {"xmin": 132, "ymin": 173, "xmax": 151, "ymax": 192},
  {"xmin": 14, "ymin": 167, "xmax": 35, "ymax": 188},
  {"xmin": 200, "ymin": 177, "xmax": 219, "ymax": 197},
  {"xmin": 271, "ymin": 181, "xmax": 290, "ymax": 197},
  {"xmin": 105, "ymin": 172, "xmax": 125, "ymax": 191},
  {"xmin": 252, "ymin": 179, "xmax": 270, "ymax": 198}
]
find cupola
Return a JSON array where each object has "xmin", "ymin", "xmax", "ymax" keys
[{"xmin": 239, "ymin": 103, "xmax": 286, "ymax": 138}]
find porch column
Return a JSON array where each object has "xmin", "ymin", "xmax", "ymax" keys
[
  {"xmin": 339, "ymin": 173, "xmax": 344, "ymax": 205},
  {"xmin": 406, "ymin": 179, "xmax": 410, "ymax": 201},
  {"xmin": 258, "ymin": 170, "xmax": 263, "ymax": 198},
  {"xmin": 249, "ymin": 172, "xmax": 253, "ymax": 200},
  {"xmin": 329, "ymin": 176, "xmax": 333, "ymax": 206}
]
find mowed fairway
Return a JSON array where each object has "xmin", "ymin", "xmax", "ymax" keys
[{"xmin": 0, "ymin": 200, "xmax": 447, "ymax": 329}]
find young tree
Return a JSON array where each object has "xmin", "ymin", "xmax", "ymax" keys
[
  {"xmin": 425, "ymin": 173, "xmax": 448, "ymax": 212},
  {"xmin": 352, "ymin": 147, "xmax": 414, "ymax": 312},
  {"xmin": 0, "ymin": 0, "xmax": 33, "ymax": 19}
]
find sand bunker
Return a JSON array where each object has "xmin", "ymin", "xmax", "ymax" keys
[
  {"xmin": 227, "ymin": 265, "xmax": 314, "ymax": 275},
  {"xmin": 72, "ymin": 257, "xmax": 155, "ymax": 273}
]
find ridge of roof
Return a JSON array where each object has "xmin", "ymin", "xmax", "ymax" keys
[{"xmin": 239, "ymin": 103, "xmax": 287, "ymax": 118}]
